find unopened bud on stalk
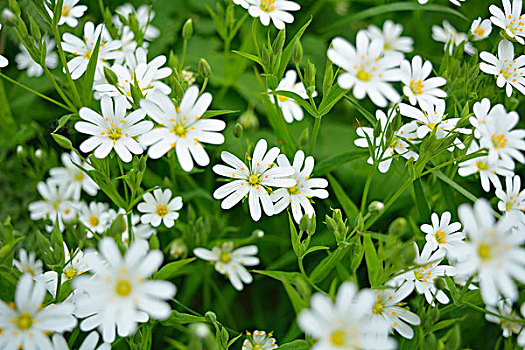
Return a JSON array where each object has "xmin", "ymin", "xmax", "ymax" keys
[
  {"xmin": 204, "ymin": 311, "xmax": 217, "ymax": 324},
  {"xmin": 35, "ymin": 149, "xmax": 43, "ymax": 158},
  {"xmin": 304, "ymin": 60, "xmax": 316, "ymax": 88},
  {"xmin": 233, "ymin": 123, "xmax": 243, "ymax": 138},
  {"xmin": 182, "ymin": 19, "xmax": 193, "ymax": 40},
  {"xmin": 272, "ymin": 29, "xmax": 286, "ymax": 55},
  {"xmin": 388, "ymin": 217, "xmax": 407, "ymax": 236},
  {"xmin": 252, "ymin": 229, "xmax": 264, "ymax": 239},
  {"xmin": 104, "ymin": 66, "xmax": 118, "ymax": 86},
  {"xmin": 261, "ymin": 44, "xmax": 271, "ymax": 68},
  {"xmin": 29, "ymin": 16, "xmax": 41, "ymax": 42},
  {"xmin": 238, "ymin": 110, "xmax": 259, "ymax": 129},
  {"xmin": 368, "ymin": 201, "xmax": 384, "ymax": 216},
  {"xmin": 8, "ymin": 0, "xmax": 20, "ymax": 17},
  {"xmin": 293, "ymin": 40, "xmax": 303, "ymax": 64},
  {"xmin": 198, "ymin": 58, "xmax": 211, "ymax": 78},
  {"xmin": 2, "ymin": 8, "xmax": 16, "ymax": 26},
  {"xmin": 16, "ymin": 145, "xmax": 23, "ymax": 154},
  {"xmin": 130, "ymin": 83, "xmax": 143, "ymax": 104},
  {"xmin": 299, "ymin": 214, "xmax": 309, "ymax": 232},
  {"xmin": 168, "ymin": 51, "xmax": 178, "ymax": 70}
]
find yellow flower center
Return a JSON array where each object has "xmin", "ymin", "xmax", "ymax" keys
[
  {"xmin": 253, "ymin": 345, "xmax": 264, "ymax": 350},
  {"xmin": 356, "ymin": 69, "xmax": 372, "ymax": 82},
  {"xmin": 63, "ymin": 267, "xmax": 78, "ymax": 279},
  {"xmin": 115, "ymin": 279, "xmax": 132, "ymax": 297},
  {"xmin": 435, "ymin": 230, "xmax": 446, "ymax": 244},
  {"xmin": 506, "ymin": 202, "xmax": 513, "ymax": 211},
  {"xmin": 89, "ymin": 215, "xmax": 99, "ymax": 227},
  {"xmin": 372, "ymin": 299, "xmax": 384, "ymax": 314},
  {"xmin": 74, "ymin": 172, "xmax": 84, "ymax": 182},
  {"xmin": 474, "ymin": 28, "xmax": 485, "ymax": 36},
  {"xmin": 156, "ymin": 205, "xmax": 169, "ymax": 217},
  {"xmin": 384, "ymin": 43, "xmax": 391, "ymax": 50},
  {"xmin": 173, "ymin": 122, "xmax": 187, "ymax": 138},
  {"xmin": 259, "ymin": 0, "xmax": 275, "ymax": 12},
  {"xmin": 476, "ymin": 161, "xmax": 489, "ymax": 171},
  {"xmin": 23, "ymin": 267, "xmax": 35, "ymax": 276},
  {"xmin": 62, "ymin": 5, "xmax": 71, "ymax": 17},
  {"xmin": 409, "ymin": 80, "xmax": 424, "ymax": 95},
  {"xmin": 278, "ymin": 95, "xmax": 290, "ymax": 102},
  {"xmin": 288, "ymin": 186, "xmax": 299, "ymax": 194},
  {"xmin": 219, "ymin": 251, "xmax": 231, "ymax": 264},
  {"xmin": 248, "ymin": 174, "xmax": 260, "ymax": 186},
  {"xmin": 427, "ymin": 123, "xmax": 437, "ymax": 131},
  {"xmin": 478, "ymin": 242, "xmax": 491, "ymax": 260},
  {"xmin": 491, "ymin": 134, "xmax": 507, "ymax": 149},
  {"xmin": 330, "ymin": 330, "xmax": 346, "ymax": 346},
  {"xmin": 107, "ymin": 127, "xmax": 122, "ymax": 141},
  {"xmin": 500, "ymin": 68, "xmax": 511, "ymax": 80},
  {"xmin": 16, "ymin": 312, "xmax": 33, "ymax": 331}
]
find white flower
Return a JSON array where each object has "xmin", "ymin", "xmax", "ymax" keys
[
  {"xmin": 79, "ymin": 202, "xmax": 112, "ymax": 236},
  {"xmin": 369, "ymin": 283, "xmax": 421, "ymax": 339},
  {"xmin": 421, "ymin": 211, "xmax": 465, "ymax": 259},
  {"xmin": 470, "ymin": 98, "xmax": 507, "ymax": 139},
  {"xmin": 13, "ymin": 249, "xmax": 43, "ymax": 277},
  {"xmin": 47, "ymin": 0, "xmax": 87, "ymax": 28},
  {"xmin": 28, "ymin": 180, "xmax": 77, "ymax": 232},
  {"xmin": 114, "ymin": 4, "xmax": 160, "ymax": 41},
  {"xmin": 242, "ymin": 330, "xmax": 278, "ymax": 350},
  {"xmin": 479, "ymin": 104, "xmax": 525, "ymax": 166},
  {"xmin": 212, "ymin": 139, "xmax": 295, "ymax": 221},
  {"xmin": 181, "ymin": 70, "xmax": 195, "ymax": 85},
  {"xmin": 400, "ymin": 55, "xmax": 447, "ymax": 106},
  {"xmin": 449, "ymin": 0, "xmax": 465, "ymax": 5},
  {"xmin": 366, "ymin": 20, "xmax": 413, "ymax": 57},
  {"xmin": 496, "ymin": 175, "xmax": 525, "ymax": 224},
  {"xmin": 0, "ymin": 274, "xmax": 77, "ymax": 349},
  {"xmin": 486, "ymin": 299, "xmax": 521, "ymax": 338},
  {"xmin": 74, "ymin": 238, "xmax": 176, "ymax": 343},
  {"xmin": 354, "ymin": 110, "xmax": 419, "ymax": 173},
  {"xmin": 298, "ymin": 282, "xmax": 396, "ymax": 349},
  {"xmin": 456, "ymin": 200, "xmax": 525, "ymax": 306},
  {"xmin": 139, "ymin": 86, "xmax": 225, "ymax": 171},
  {"xmin": 49, "ymin": 151, "xmax": 99, "ymax": 201},
  {"xmin": 94, "ymin": 48, "xmax": 172, "ymax": 105},
  {"xmin": 479, "ymin": 39, "xmax": 525, "ymax": 96},
  {"xmin": 271, "ymin": 70, "xmax": 316, "ymax": 123},
  {"xmin": 471, "ymin": 17, "xmax": 492, "ymax": 41},
  {"xmin": 432, "ymin": 20, "xmax": 475, "ymax": 56},
  {"xmin": 15, "ymin": 38, "xmax": 58, "ymax": 77},
  {"xmin": 233, "ymin": 0, "xmax": 251, "ymax": 9},
  {"xmin": 62, "ymin": 22, "xmax": 123, "ymax": 80},
  {"xmin": 75, "ymin": 95, "xmax": 153, "ymax": 162},
  {"xmin": 0, "ymin": 24, "xmax": 7, "ymax": 68},
  {"xmin": 245, "ymin": 0, "xmax": 300, "ymax": 30},
  {"xmin": 391, "ymin": 243, "xmax": 454, "ymax": 306},
  {"xmin": 327, "ymin": 32, "xmax": 403, "ymax": 107},
  {"xmin": 490, "ymin": 0, "xmax": 525, "ymax": 44},
  {"xmin": 271, "ymin": 151, "xmax": 328, "ymax": 223},
  {"xmin": 194, "ymin": 242, "xmax": 259, "ymax": 291},
  {"xmin": 137, "ymin": 188, "xmax": 183, "ymax": 228},
  {"xmin": 458, "ymin": 141, "xmax": 514, "ymax": 192},
  {"xmin": 52, "ymin": 331, "xmax": 110, "ymax": 350}
]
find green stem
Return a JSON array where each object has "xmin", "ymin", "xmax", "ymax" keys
[
  {"xmin": 54, "ymin": 273, "xmax": 62, "ymax": 302},
  {"xmin": 117, "ymin": 157, "xmax": 129, "ymax": 203},
  {"xmin": 126, "ymin": 212, "xmax": 134, "ymax": 245},
  {"xmin": 199, "ymin": 77, "xmax": 208, "ymax": 95},
  {"xmin": 462, "ymin": 301, "xmax": 525, "ymax": 324},
  {"xmin": 360, "ymin": 164, "xmax": 376, "ymax": 215},
  {"xmin": 179, "ymin": 39, "xmax": 188, "ymax": 71},
  {"xmin": 52, "ymin": 25, "xmax": 82, "ymax": 107},
  {"xmin": 308, "ymin": 116, "xmax": 321, "ymax": 154}
]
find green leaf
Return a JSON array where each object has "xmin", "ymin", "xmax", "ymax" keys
[
  {"xmin": 277, "ymin": 340, "xmax": 310, "ymax": 350},
  {"xmin": 267, "ymin": 90, "xmax": 316, "ymax": 117},
  {"xmin": 317, "ymin": 84, "xmax": 347, "ymax": 117},
  {"xmin": 87, "ymin": 169, "xmax": 128, "ymax": 209},
  {"xmin": 277, "ymin": 17, "xmax": 312, "ymax": 79},
  {"xmin": 301, "ymin": 245, "xmax": 330, "ymax": 259},
  {"xmin": 161, "ymin": 310, "xmax": 206, "ymax": 325},
  {"xmin": 309, "ymin": 245, "xmax": 350, "ymax": 283},
  {"xmin": 429, "ymin": 318, "xmax": 461, "ymax": 333},
  {"xmin": 51, "ymin": 133, "xmax": 73, "ymax": 150},
  {"xmin": 444, "ymin": 275, "xmax": 460, "ymax": 304},
  {"xmin": 315, "ymin": 151, "xmax": 367, "ymax": 176},
  {"xmin": 327, "ymin": 174, "xmax": 359, "ymax": 224},
  {"xmin": 363, "ymin": 235, "xmax": 382, "ymax": 287},
  {"xmin": 412, "ymin": 178, "xmax": 431, "ymax": 221},
  {"xmin": 232, "ymin": 50, "xmax": 264, "ymax": 67},
  {"xmin": 324, "ymin": 2, "xmax": 467, "ymax": 34},
  {"xmin": 289, "ymin": 213, "xmax": 300, "ymax": 257},
  {"xmin": 202, "ymin": 110, "xmax": 239, "ymax": 119},
  {"xmin": 81, "ymin": 32, "xmax": 102, "ymax": 106},
  {"xmin": 253, "ymin": 270, "xmax": 308, "ymax": 314},
  {"xmin": 154, "ymin": 258, "xmax": 196, "ymax": 280},
  {"xmin": 282, "ymin": 280, "xmax": 308, "ymax": 314},
  {"xmin": 53, "ymin": 114, "xmax": 76, "ymax": 133},
  {"xmin": 344, "ymin": 95, "xmax": 377, "ymax": 126}
]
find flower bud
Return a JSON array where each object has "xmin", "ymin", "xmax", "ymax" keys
[
  {"xmin": 293, "ymin": 40, "xmax": 303, "ymax": 64},
  {"xmin": 272, "ymin": 29, "xmax": 286, "ymax": 55},
  {"xmin": 307, "ymin": 214, "xmax": 316, "ymax": 235},
  {"xmin": 29, "ymin": 16, "xmax": 41, "ymax": 42},
  {"xmin": 130, "ymin": 83, "xmax": 143, "ymax": 104},
  {"xmin": 51, "ymin": 134, "xmax": 73, "ymax": 150},
  {"xmin": 104, "ymin": 66, "xmax": 119, "ymax": 86},
  {"xmin": 169, "ymin": 238, "xmax": 188, "ymax": 259},
  {"xmin": 149, "ymin": 234, "xmax": 160, "ymax": 250},
  {"xmin": 401, "ymin": 246, "xmax": 416, "ymax": 266},
  {"xmin": 299, "ymin": 214, "xmax": 309, "ymax": 232},
  {"xmin": 251, "ymin": 229, "xmax": 264, "ymax": 239},
  {"xmin": 182, "ymin": 19, "xmax": 193, "ymax": 41},
  {"xmin": 299, "ymin": 127, "xmax": 309, "ymax": 147},
  {"xmin": 261, "ymin": 44, "xmax": 271, "ymax": 68},
  {"xmin": 17, "ymin": 16, "xmax": 28, "ymax": 38},
  {"xmin": 205, "ymin": 311, "xmax": 217, "ymax": 324},
  {"xmin": 35, "ymin": 149, "xmax": 43, "ymax": 158},
  {"xmin": 304, "ymin": 60, "xmax": 316, "ymax": 88},
  {"xmin": 367, "ymin": 201, "xmax": 384, "ymax": 216},
  {"xmin": 16, "ymin": 145, "xmax": 23, "ymax": 154},
  {"xmin": 8, "ymin": 0, "xmax": 20, "ymax": 17},
  {"xmin": 434, "ymin": 277, "xmax": 446, "ymax": 290},
  {"xmin": 388, "ymin": 217, "xmax": 407, "ymax": 236},
  {"xmin": 238, "ymin": 109, "xmax": 259, "ymax": 129},
  {"xmin": 233, "ymin": 123, "xmax": 243, "ymax": 138},
  {"xmin": 2, "ymin": 8, "xmax": 16, "ymax": 26},
  {"xmin": 168, "ymin": 50, "xmax": 178, "ymax": 70},
  {"xmin": 198, "ymin": 58, "xmax": 211, "ymax": 78},
  {"xmin": 322, "ymin": 63, "xmax": 334, "ymax": 94}
]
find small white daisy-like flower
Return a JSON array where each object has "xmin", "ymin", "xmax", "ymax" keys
[
  {"xmin": 456, "ymin": 200, "xmax": 525, "ymax": 306},
  {"xmin": 369, "ymin": 283, "xmax": 421, "ymax": 339},
  {"xmin": 432, "ymin": 20, "xmax": 475, "ymax": 56},
  {"xmin": 421, "ymin": 211, "xmax": 465, "ymax": 259},
  {"xmin": 242, "ymin": 330, "xmax": 278, "ymax": 350},
  {"xmin": 74, "ymin": 237, "xmax": 176, "ymax": 343},
  {"xmin": 181, "ymin": 70, "xmax": 196, "ymax": 85},
  {"xmin": 47, "ymin": 0, "xmax": 88, "ymax": 28},
  {"xmin": 327, "ymin": 32, "xmax": 403, "ymax": 107},
  {"xmin": 13, "ymin": 249, "xmax": 43, "ymax": 277},
  {"xmin": 245, "ymin": 0, "xmax": 300, "ymax": 30},
  {"xmin": 79, "ymin": 201, "xmax": 112, "ymax": 236},
  {"xmin": 470, "ymin": 98, "xmax": 507, "ymax": 139},
  {"xmin": 485, "ymin": 299, "xmax": 522, "ymax": 338},
  {"xmin": 15, "ymin": 38, "xmax": 58, "ymax": 77},
  {"xmin": 139, "ymin": 86, "xmax": 226, "ymax": 171},
  {"xmin": 479, "ymin": 105, "xmax": 525, "ymax": 166},
  {"xmin": 391, "ymin": 243, "xmax": 454, "ymax": 306},
  {"xmin": 75, "ymin": 95, "xmax": 153, "ymax": 162},
  {"xmin": 233, "ymin": 0, "xmax": 251, "ymax": 9},
  {"xmin": 114, "ymin": 4, "xmax": 160, "ymax": 41},
  {"xmin": 137, "ymin": 188, "xmax": 183, "ymax": 228},
  {"xmin": 480, "ymin": 39, "xmax": 525, "ymax": 96},
  {"xmin": 489, "ymin": 0, "xmax": 525, "ymax": 44},
  {"xmin": 496, "ymin": 175, "xmax": 525, "ymax": 224},
  {"xmin": 271, "ymin": 150, "xmax": 328, "ymax": 224},
  {"xmin": 400, "ymin": 55, "xmax": 447, "ymax": 106},
  {"xmin": 355, "ymin": 110, "xmax": 420, "ymax": 173},
  {"xmin": 0, "ymin": 25, "xmax": 7, "ymax": 68},
  {"xmin": 52, "ymin": 331, "xmax": 110, "ymax": 350},
  {"xmin": 49, "ymin": 151, "xmax": 99, "ymax": 201},
  {"xmin": 95, "ymin": 48, "xmax": 172, "ymax": 105},
  {"xmin": 62, "ymin": 22, "xmax": 123, "ymax": 80},
  {"xmin": 458, "ymin": 141, "xmax": 514, "ymax": 192},
  {"xmin": 298, "ymin": 282, "xmax": 396, "ymax": 349},
  {"xmin": 366, "ymin": 20, "xmax": 414, "ymax": 58},
  {"xmin": 271, "ymin": 70, "xmax": 317, "ymax": 123},
  {"xmin": 470, "ymin": 17, "xmax": 492, "ymax": 41},
  {"xmin": 194, "ymin": 242, "xmax": 260, "ymax": 291},
  {"xmin": 0, "ymin": 274, "xmax": 77, "ymax": 349},
  {"xmin": 212, "ymin": 139, "xmax": 295, "ymax": 221},
  {"xmin": 28, "ymin": 180, "xmax": 77, "ymax": 232}
]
